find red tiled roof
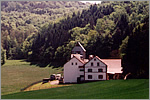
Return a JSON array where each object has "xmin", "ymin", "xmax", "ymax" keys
[
  {"xmin": 67, "ymin": 54, "xmax": 122, "ymax": 74},
  {"xmin": 101, "ymin": 59, "xmax": 122, "ymax": 74},
  {"xmin": 95, "ymin": 56, "xmax": 107, "ymax": 65},
  {"xmin": 73, "ymin": 55, "xmax": 86, "ymax": 64},
  {"xmin": 83, "ymin": 56, "xmax": 107, "ymax": 66}
]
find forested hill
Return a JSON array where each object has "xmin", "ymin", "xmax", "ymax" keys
[
  {"xmin": 1, "ymin": 1, "xmax": 149, "ymax": 78},
  {"xmin": 1, "ymin": 1, "xmax": 90, "ymax": 50},
  {"xmin": 1, "ymin": 1, "xmax": 90, "ymax": 13}
]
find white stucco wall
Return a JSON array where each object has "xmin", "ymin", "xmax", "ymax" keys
[
  {"xmin": 85, "ymin": 66, "xmax": 106, "ymax": 73},
  {"xmin": 85, "ymin": 56, "xmax": 107, "ymax": 81},
  {"xmin": 64, "ymin": 57, "xmax": 84, "ymax": 83}
]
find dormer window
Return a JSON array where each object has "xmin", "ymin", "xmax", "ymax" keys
[
  {"xmin": 94, "ymin": 58, "xmax": 96, "ymax": 61},
  {"xmin": 72, "ymin": 63, "xmax": 73, "ymax": 65}
]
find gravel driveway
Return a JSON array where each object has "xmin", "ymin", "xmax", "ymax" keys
[{"xmin": 50, "ymin": 80, "xmax": 59, "ymax": 85}]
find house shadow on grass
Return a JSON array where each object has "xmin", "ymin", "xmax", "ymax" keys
[
  {"xmin": 30, "ymin": 62, "xmax": 50, "ymax": 67},
  {"xmin": 49, "ymin": 61, "xmax": 65, "ymax": 69}
]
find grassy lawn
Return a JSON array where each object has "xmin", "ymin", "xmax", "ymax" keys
[
  {"xmin": 1, "ymin": 79, "xmax": 149, "ymax": 99},
  {"xmin": 1, "ymin": 60, "xmax": 63, "ymax": 95}
]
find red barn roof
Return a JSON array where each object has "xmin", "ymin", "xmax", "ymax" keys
[{"xmin": 101, "ymin": 59, "xmax": 122, "ymax": 74}]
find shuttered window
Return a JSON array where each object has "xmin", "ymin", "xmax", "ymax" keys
[
  {"xmin": 88, "ymin": 69, "xmax": 92, "ymax": 72},
  {"xmin": 97, "ymin": 62, "xmax": 99, "ymax": 66},
  {"xmin": 76, "ymin": 62, "xmax": 77, "ymax": 65},
  {"xmin": 98, "ymin": 75, "xmax": 103, "ymax": 79},
  {"xmin": 80, "ymin": 75, "xmax": 84, "ymax": 77},
  {"xmin": 98, "ymin": 69, "xmax": 103, "ymax": 72},
  {"xmin": 91, "ymin": 62, "xmax": 93, "ymax": 66},
  {"xmin": 88, "ymin": 75, "xmax": 92, "ymax": 79},
  {"xmin": 80, "ymin": 69, "xmax": 84, "ymax": 71}
]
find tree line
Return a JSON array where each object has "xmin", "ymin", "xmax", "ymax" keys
[
  {"xmin": 1, "ymin": 1, "xmax": 90, "ymax": 60},
  {"xmin": 1, "ymin": 1, "xmax": 149, "ymax": 78}
]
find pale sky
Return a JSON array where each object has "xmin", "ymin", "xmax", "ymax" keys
[{"xmin": 80, "ymin": 1, "xmax": 101, "ymax": 4}]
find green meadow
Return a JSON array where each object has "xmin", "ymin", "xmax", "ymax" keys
[
  {"xmin": 1, "ymin": 60, "xmax": 149, "ymax": 99},
  {"xmin": 2, "ymin": 79, "xmax": 149, "ymax": 99},
  {"xmin": 1, "ymin": 60, "xmax": 63, "ymax": 95}
]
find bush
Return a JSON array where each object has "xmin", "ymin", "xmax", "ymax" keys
[{"xmin": 1, "ymin": 48, "xmax": 6, "ymax": 65}]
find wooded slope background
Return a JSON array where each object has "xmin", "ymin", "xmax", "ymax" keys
[{"xmin": 1, "ymin": 1, "xmax": 149, "ymax": 78}]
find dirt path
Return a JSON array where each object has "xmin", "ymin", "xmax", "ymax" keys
[
  {"xmin": 23, "ymin": 80, "xmax": 71, "ymax": 91},
  {"xmin": 49, "ymin": 80, "xmax": 59, "ymax": 85}
]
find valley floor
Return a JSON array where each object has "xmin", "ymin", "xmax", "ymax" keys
[
  {"xmin": 1, "ymin": 79, "xmax": 149, "ymax": 99},
  {"xmin": 1, "ymin": 60, "xmax": 149, "ymax": 99},
  {"xmin": 1, "ymin": 60, "xmax": 63, "ymax": 95}
]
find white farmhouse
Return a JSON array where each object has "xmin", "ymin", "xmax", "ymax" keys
[
  {"xmin": 64, "ymin": 54, "xmax": 86, "ymax": 83},
  {"xmin": 63, "ymin": 42, "xmax": 122, "ymax": 83},
  {"xmin": 84, "ymin": 56, "xmax": 107, "ymax": 81}
]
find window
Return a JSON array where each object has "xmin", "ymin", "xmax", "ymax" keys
[
  {"xmin": 76, "ymin": 62, "xmax": 77, "ymax": 65},
  {"xmin": 80, "ymin": 75, "xmax": 84, "ymax": 77},
  {"xmin": 97, "ymin": 62, "xmax": 99, "ymax": 66},
  {"xmin": 91, "ymin": 62, "xmax": 93, "ymax": 66},
  {"xmin": 98, "ymin": 75, "xmax": 103, "ymax": 79},
  {"xmin": 88, "ymin": 75, "xmax": 92, "ymax": 79},
  {"xmin": 94, "ymin": 58, "xmax": 96, "ymax": 61},
  {"xmin": 72, "ymin": 63, "xmax": 73, "ymax": 65},
  {"xmin": 88, "ymin": 69, "xmax": 92, "ymax": 72},
  {"xmin": 98, "ymin": 69, "xmax": 103, "ymax": 72},
  {"xmin": 76, "ymin": 51, "xmax": 81, "ymax": 54},
  {"xmin": 72, "ymin": 51, "xmax": 75, "ymax": 54},
  {"xmin": 79, "ymin": 66, "xmax": 84, "ymax": 68},
  {"xmin": 80, "ymin": 69, "xmax": 84, "ymax": 71}
]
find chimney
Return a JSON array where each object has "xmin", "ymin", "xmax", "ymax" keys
[{"xmin": 89, "ymin": 55, "xmax": 94, "ymax": 60}]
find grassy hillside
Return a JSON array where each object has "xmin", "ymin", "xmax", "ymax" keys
[
  {"xmin": 1, "ymin": 79, "xmax": 149, "ymax": 99},
  {"xmin": 1, "ymin": 60, "xmax": 63, "ymax": 95}
]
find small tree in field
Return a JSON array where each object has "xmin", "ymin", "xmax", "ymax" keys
[{"xmin": 1, "ymin": 47, "xmax": 6, "ymax": 65}]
